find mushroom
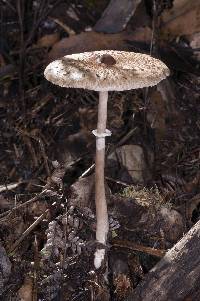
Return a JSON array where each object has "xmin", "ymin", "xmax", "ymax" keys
[{"xmin": 44, "ymin": 50, "xmax": 170, "ymax": 268}]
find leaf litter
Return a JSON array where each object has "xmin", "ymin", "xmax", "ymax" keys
[{"xmin": 0, "ymin": 0, "xmax": 200, "ymax": 300}]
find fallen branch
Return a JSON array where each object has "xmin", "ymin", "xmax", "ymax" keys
[
  {"xmin": 9, "ymin": 209, "xmax": 49, "ymax": 254},
  {"xmin": 112, "ymin": 239, "xmax": 166, "ymax": 258},
  {"xmin": 127, "ymin": 220, "xmax": 200, "ymax": 301}
]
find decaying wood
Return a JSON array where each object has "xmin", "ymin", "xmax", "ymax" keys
[
  {"xmin": 127, "ymin": 219, "xmax": 200, "ymax": 301},
  {"xmin": 94, "ymin": 0, "xmax": 142, "ymax": 33}
]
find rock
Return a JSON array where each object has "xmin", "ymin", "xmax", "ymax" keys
[
  {"xmin": 94, "ymin": 0, "xmax": 142, "ymax": 33},
  {"xmin": 107, "ymin": 145, "xmax": 150, "ymax": 184}
]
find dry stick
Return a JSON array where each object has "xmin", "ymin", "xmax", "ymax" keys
[
  {"xmin": 50, "ymin": 17, "xmax": 76, "ymax": 35},
  {"xmin": 9, "ymin": 209, "xmax": 49, "ymax": 254},
  {"xmin": 112, "ymin": 239, "xmax": 166, "ymax": 258},
  {"xmin": 17, "ymin": 0, "xmax": 25, "ymax": 112},
  {"xmin": 33, "ymin": 235, "xmax": 39, "ymax": 301},
  {"xmin": 0, "ymin": 158, "xmax": 81, "ymax": 221},
  {"xmin": 1, "ymin": 0, "xmax": 16, "ymax": 12},
  {"xmin": 0, "ymin": 189, "xmax": 48, "ymax": 221},
  {"xmin": 24, "ymin": 0, "xmax": 63, "ymax": 48},
  {"xmin": 0, "ymin": 181, "xmax": 23, "ymax": 193},
  {"xmin": 38, "ymin": 138, "xmax": 50, "ymax": 176},
  {"xmin": 105, "ymin": 176, "xmax": 130, "ymax": 187},
  {"xmin": 79, "ymin": 163, "xmax": 95, "ymax": 179}
]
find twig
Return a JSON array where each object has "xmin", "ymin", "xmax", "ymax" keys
[
  {"xmin": 0, "ymin": 181, "xmax": 23, "ymax": 193},
  {"xmin": 17, "ymin": 0, "xmax": 25, "ymax": 111},
  {"xmin": 24, "ymin": 0, "xmax": 64, "ymax": 48},
  {"xmin": 112, "ymin": 239, "xmax": 166, "ymax": 258},
  {"xmin": 32, "ymin": 235, "xmax": 39, "ymax": 301},
  {"xmin": 50, "ymin": 17, "xmax": 75, "ymax": 35},
  {"xmin": 0, "ymin": 0, "xmax": 16, "ymax": 12},
  {"xmin": 79, "ymin": 163, "xmax": 95, "ymax": 179},
  {"xmin": 0, "ymin": 189, "xmax": 48, "ymax": 221},
  {"xmin": 38, "ymin": 138, "xmax": 50, "ymax": 176},
  {"xmin": 9, "ymin": 209, "xmax": 49, "ymax": 254},
  {"xmin": 105, "ymin": 176, "xmax": 130, "ymax": 187}
]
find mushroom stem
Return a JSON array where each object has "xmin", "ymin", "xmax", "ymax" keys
[{"xmin": 95, "ymin": 91, "xmax": 109, "ymax": 246}]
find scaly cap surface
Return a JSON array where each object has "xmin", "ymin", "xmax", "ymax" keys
[{"xmin": 44, "ymin": 50, "xmax": 170, "ymax": 91}]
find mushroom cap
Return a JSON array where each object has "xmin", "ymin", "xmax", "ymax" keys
[{"xmin": 44, "ymin": 50, "xmax": 170, "ymax": 91}]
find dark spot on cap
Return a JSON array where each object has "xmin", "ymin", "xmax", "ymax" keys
[{"xmin": 100, "ymin": 54, "xmax": 116, "ymax": 66}]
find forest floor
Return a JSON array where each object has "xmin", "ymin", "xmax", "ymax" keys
[{"xmin": 0, "ymin": 1, "xmax": 200, "ymax": 300}]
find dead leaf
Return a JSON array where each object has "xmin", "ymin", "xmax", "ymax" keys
[
  {"xmin": 36, "ymin": 33, "xmax": 60, "ymax": 48},
  {"xmin": 18, "ymin": 276, "xmax": 33, "ymax": 301},
  {"xmin": 113, "ymin": 274, "xmax": 132, "ymax": 299},
  {"xmin": 30, "ymin": 200, "xmax": 48, "ymax": 217},
  {"xmin": 47, "ymin": 29, "xmax": 151, "ymax": 62},
  {"xmin": 69, "ymin": 174, "xmax": 111, "ymax": 209},
  {"xmin": 69, "ymin": 174, "xmax": 95, "ymax": 209},
  {"xmin": 0, "ymin": 194, "xmax": 14, "ymax": 210},
  {"xmin": 162, "ymin": 0, "xmax": 200, "ymax": 36}
]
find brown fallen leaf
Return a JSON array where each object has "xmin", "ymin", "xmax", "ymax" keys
[
  {"xmin": 162, "ymin": 0, "xmax": 200, "ymax": 36},
  {"xmin": 36, "ymin": 33, "xmax": 60, "ymax": 48},
  {"xmin": 18, "ymin": 276, "xmax": 33, "ymax": 301},
  {"xmin": 47, "ymin": 28, "xmax": 152, "ymax": 62}
]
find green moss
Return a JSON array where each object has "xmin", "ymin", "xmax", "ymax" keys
[{"xmin": 120, "ymin": 185, "xmax": 167, "ymax": 209}]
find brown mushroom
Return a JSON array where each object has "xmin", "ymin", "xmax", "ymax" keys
[{"xmin": 44, "ymin": 50, "xmax": 170, "ymax": 268}]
